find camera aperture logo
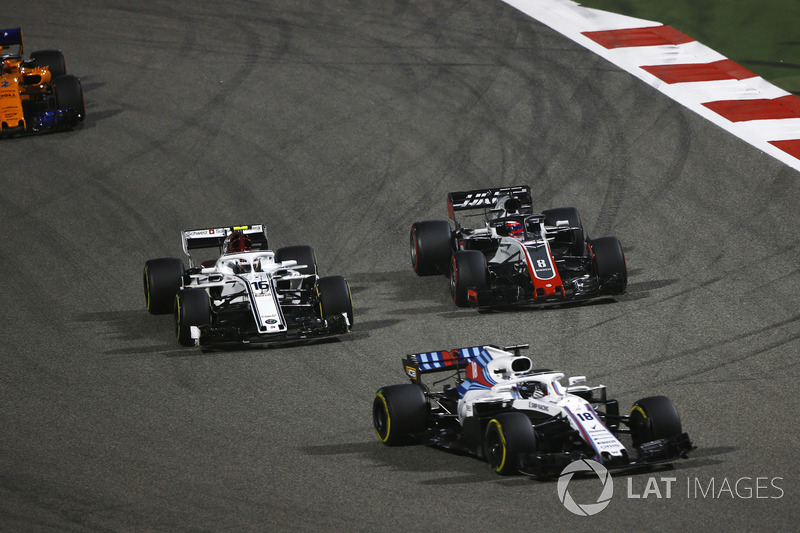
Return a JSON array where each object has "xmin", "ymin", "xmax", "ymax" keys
[{"xmin": 557, "ymin": 459, "xmax": 614, "ymax": 516}]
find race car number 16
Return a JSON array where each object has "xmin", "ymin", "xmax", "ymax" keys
[{"xmin": 252, "ymin": 281, "xmax": 270, "ymax": 292}]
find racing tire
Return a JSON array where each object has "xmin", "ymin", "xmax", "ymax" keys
[
  {"xmin": 450, "ymin": 250, "xmax": 487, "ymax": 307},
  {"xmin": 542, "ymin": 207, "xmax": 585, "ymax": 256},
  {"xmin": 483, "ymin": 412, "xmax": 537, "ymax": 475},
  {"xmin": 372, "ymin": 384, "xmax": 428, "ymax": 446},
  {"xmin": 144, "ymin": 257, "xmax": 185, "ymax": 315},
  {"xmin": 591, "ymin": 236, "xmax": 627, "ymax": 294},
  {"xmin": 53, "ymin": 75, "xmax": 86, "ymax": 123},
  {"xmin": 410, "ymin": 220, "xmax": 452, "ymax": 276},
  {"xmin": 175, "ymin": 288, "xmax": 210, "ymax": 347},
  {"xmin": 29, "ymin": 49, "xmax": 66, "ymax": 78},
  {"xmin": 317, "ymin": 275, "xmax": 353, "ymax": 329},
  {"xmin": 276, "ymin": 245, "xmax": 317, "ymax": 276},
  {"xmin": 629, "ymin": 396, "xmax": 683, "ymax": 448}
]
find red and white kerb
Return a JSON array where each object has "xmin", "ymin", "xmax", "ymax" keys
[{"xmin": 501, "ymin": 0, "xmax": 800, "ymax": 171}]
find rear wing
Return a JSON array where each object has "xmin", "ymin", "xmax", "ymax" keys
[
  {"xmin": 402, "ymin": 344, "xmax": 530, "ymax": 383},
  {"xmin": 181, "ymin": 224, "xmax": 268, "ymax": 262},
  {"xmin": 446, "ymin": 185, "xmax": 532, "ymax": 225},
  {"xmin": 0, "ymin": 28, "xmax": 23, "ymax": 54},
  {"xmin": 402, "ymin": 346, "xmax": 493, "ymax": 382}
]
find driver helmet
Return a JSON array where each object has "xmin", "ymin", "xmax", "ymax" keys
[
  {"xmin": 223, "ymin": 231, "xmax": 252, "ymax": 254},
  {"xmin": 2, "ymin": 57, "xmax": 21, "ymax": 74},
  {"xmin": 519, "ymin": 381, "xmax": 547, "ymax": 399},
  {"xmin": 505, "ymin": 221, "xmax": 525, "ymax": 241}
]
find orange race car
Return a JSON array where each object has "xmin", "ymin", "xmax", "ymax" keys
[{"xmin": 1, "ymin": 28, "xmax": 85, "ymax": 135}]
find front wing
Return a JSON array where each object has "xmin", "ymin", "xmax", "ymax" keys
[
  {"xmin": 468, "ymin": 272, "xmax": 625, "ymax": 309},
  {"xmin": 198, "ymin": 313, "xmax": 349, "ymax": 348},
  {"xmin": 517, "ymin": 432, "xmax": 694, "ymax": 479}
]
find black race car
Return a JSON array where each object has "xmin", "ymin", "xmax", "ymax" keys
[{"xmin": 410, "ymin": 185, "xmax": 627, "ymax": 309}]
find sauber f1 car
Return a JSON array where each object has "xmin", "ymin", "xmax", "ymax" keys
[
  {"xmin": 410, "ymin": 185, "xmax": 627, "ymax": 309},
  {"xmin": 143, "ymin": 225, "xmax": 353, "ymax": 348},
  {"xmin": 1, "ymin": 28, "xmax": 85, "ymax": 135},
  {"xmin": 373, "ymin": 344, "xmax": 693, "ymax": 477}
]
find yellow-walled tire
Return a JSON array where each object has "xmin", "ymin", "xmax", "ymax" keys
[
  {"xmin": 144, "ymin": 257, "xmax": 184, "ymax": 315},
  {"xmin": 174, "ymin": 288, "xmax": 210, "ymax": 347},
  {"xmin": 483, "ymin": 412, "xmax": 537, "ymax": 475},
  {"xmin": 629, "ymin": 396, "xmax": 682, "ymax": 448},
  {"xmin": 372, "ymin": 384, "xmax": 427, "ymax": 446}
]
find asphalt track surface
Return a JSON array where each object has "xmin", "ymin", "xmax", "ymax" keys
[{"xmin": 3, "ymin": 1, "xmax": 799, "ymax": 531}]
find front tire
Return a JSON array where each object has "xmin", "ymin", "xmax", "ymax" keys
[
  {"xmin": 29, "ymin": 49, "xmax": 66, "ymax": 78},
  {"xmin": 53, "ymin": 75, "xmax": 85, "ymax": 123},
  {"xmin": 410, "ymin": 220, "xmax": 452, "ymax": 276},
  {"xmin": 591, "ymin": 236, "xmax": 627, "ymax": 294},
  {"xmin": 317, "ymin": 275, "xmax": 353, "ymax": 329},
  {"xmin": 372, "ymin": 384, "xmax": 428, "ymax": 446},
  {"xmin": 450, "ymin": 250, "xmax": 487, "ymax": 307},
  {"xmin": 542, "ymin": 207, "xmax": 585, "ymax": 256},
  {"xmin": 275, "ymin": 245, "xmax": 317, "ymax": 276},
  {"xmin": 483, "ymin": 412, "xmax": 537, "ymax": 475},
  {"xmin": 629, "ymin": 396, "xmax": 683, "ymax": 448},
  {"xmin": 144, "ymin": 258, "xmax": 185, "ymax": 315},
  {"xmin": 175, "ymin": 289, "xmax": 210, "ymax": 347}
]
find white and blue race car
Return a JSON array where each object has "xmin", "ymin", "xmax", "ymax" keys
[
  {"xmin": 373, "ymin": 344, "xmax": 693, "ymax": 477},
  {"xmin": 143, "ymin": 224, "xmax": 353, "ymax": 348}
]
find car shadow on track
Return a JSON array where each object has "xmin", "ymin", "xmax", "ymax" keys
[{"xmin": 301, "ymin": 440, "xmax": 509, "ymax": 485}]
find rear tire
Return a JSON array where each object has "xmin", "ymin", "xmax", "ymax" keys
[
  {"xmin": 483, "ymin": 412, "xmax": 537, "ymax": 475},
  {"xmin": 144, "ymin": 258, "xmax": 185, "ymax": 315},
  {"xmin": 29, "ymin": 49, "xmax": 66, "ymax": 77},
  {"xmin": 276, "ymin": 245, "xmax": 317, "ymax": 276},
  {"xmin": 629, "ymin": 396, "xmax": 683, "ymax": 448},
  {"xmin": 53, "ymin": 75, "xmax": 85, "ymax": 123},
  {"xmin": 373, "ymin": 384, "xmax": 428, "ymax": 446},
  {"xmin": 317, "ymin": 275, "xmax": 353, "ymax": 329},
  {"xmin": 175, "ymin": 288, "xmax": 210, "ymax": 347},
  {"xmin": 410, "ymin": 220, "xmax": 452, "ymax": 276},
  {"xmin": 542, "ymin": 207, "xmax": 585, "ymax": 256},
  {"xmin": 591, "ymin": 236, "xmax": 627, "ymax": 294},
  {"xmin": 450, "ymin": 250, "xmax": 487, "ymax": 307}
]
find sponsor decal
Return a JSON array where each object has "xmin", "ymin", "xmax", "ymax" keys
[
  {"xmin": 405, "ymin": 366, "xmax": 417, "ymax": 379},
  {"xmin": 528, "ymin": 402, "xmax": 550, "ymax": 412}
]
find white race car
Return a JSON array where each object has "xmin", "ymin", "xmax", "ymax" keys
[
  {"xmin": 143, "ymin": 224, "xmax": 353, "ymax": 348},
  {"xmin": 373, "ymin": 344, "xmax": 693, "ymax": 477}
]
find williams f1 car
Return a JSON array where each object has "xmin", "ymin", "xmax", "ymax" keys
[
  {"xmin": 143, "ymin": 224, "xmax": 353, "ymax": 348},
  {"xmin": 373, "ymin": 344, "xmax": 693, "ymax": 477},
  {"xmin": 1, "ymin": 28, "xmax": 85, "ymax": 135},
  {"xmin": 410, "ymin": 185, "xmax": 627, "ymax": 309}
]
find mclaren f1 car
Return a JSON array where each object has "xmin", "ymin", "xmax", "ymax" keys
[
  {"xmin": 373, "ymin": 344, "xmax": 693, "ymax": 477},
  {"xmin": 143, "ymin": 224, "xmax": 353, "ymax": 348},
  {"xmin": 410, "ymin": 185, "xmax": 627, "ymax": 309},
  {"xmin": 1, "ymin": 28, "xmax": 85, "ymax": 135}
]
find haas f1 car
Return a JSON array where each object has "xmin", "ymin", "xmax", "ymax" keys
[
  {"xmin": 410, "ymin": 185, "xmax": 627, "ymax": 309},
  {"xmin": 143, "ymin": 225, "xmax": 353, "ymax": 348},
  {"xmin": 373, "ymin": 344, "xmax": 693, "ymax": 477},
  {"xmin": 1, "ymin": 28, "xmax": 85, "ymax": 135}
]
